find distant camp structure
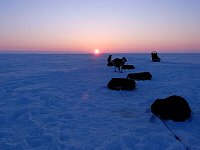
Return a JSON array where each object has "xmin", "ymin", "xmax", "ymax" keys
[
  {"xmin": 107, "ymin": 55, "xmax": 136, "ymax": 73},
  {"xmin": 113, "ymin": 57, "xmax": 127, "ymax": 72},
  {"xmin": 151, "ymin": 51, "xmax": 161, "ymax": 62}
]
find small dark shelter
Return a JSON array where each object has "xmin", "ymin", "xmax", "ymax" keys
[
  {"xmin": 107, "ymin": 62, "xmax": 114, "ymax": 66},
  {"xmin": 122, "ymin": 65, "xmax": 135, "ymax": 70},
  {"xmin": 107, "ymin": 78, "xmax": 136, "ymax": 90},
  {"xmin": 127, "ymin": 72, "xmax": 152, "ymax": 80},
  {"xmin": 151, "ymin": 51, "xmax": 161, "ymax": 62},
  {"xmin": 151, "ymin": 95, "xmax": 191, "ymax": 122}
]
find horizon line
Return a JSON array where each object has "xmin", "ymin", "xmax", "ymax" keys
[{"xmin": 0, "ymin": 50, "xmax": 200, "ymax": 55}]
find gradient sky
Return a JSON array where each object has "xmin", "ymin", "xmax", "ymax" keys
[{"xmin": 0, "ymin": 0, "xmax": 200, "ymax": 53}]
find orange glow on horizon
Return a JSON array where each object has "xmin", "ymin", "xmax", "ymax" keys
[{"xmin": 0, "ymin": 1, "xmax": 200, "ymax": 53}]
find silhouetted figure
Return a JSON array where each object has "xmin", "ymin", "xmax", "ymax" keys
[
  {"xmin": 151, "ymin": 51, "xmax": 160, "ymax": 62},
  {"xmin": 107, "ymin": 55, "xmax": 114, "ymax": 66},
  {"xmin": 107, "ymin": 55, "xmax": 112, "ymax": 63},
  {"xmin": 113, "ymin": 57, "xmax": 127, "ymax": 72}
]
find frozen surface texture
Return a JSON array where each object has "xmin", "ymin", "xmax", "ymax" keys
[{"xmin": 0, "ymin": 53, "xmax": 200, "ymax": 150}]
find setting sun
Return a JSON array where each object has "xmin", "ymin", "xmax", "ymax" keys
[{"xmin": 94, "ymin": 49, "xmax": 100, "ymax": 54}]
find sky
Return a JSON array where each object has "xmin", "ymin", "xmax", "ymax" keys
[{"xmin": 0, "ymin": 0, "xmax": 200, "ymax": 53}]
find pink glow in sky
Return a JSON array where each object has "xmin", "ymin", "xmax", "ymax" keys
[{"xmin": 0, "ymin": 0, "xmax": 200, "ymax": 53}]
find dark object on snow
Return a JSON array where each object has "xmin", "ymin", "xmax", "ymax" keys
[
  {"xmin": 127, "ymin": 72, "xmax": 152, "ymax": 80},
  {"xmin": 107, "ymin": 55, "xmax": 112, "ymax": 63},
  {"xmin": 113, "ymin": 57, "xmax": 127, "ymax": 72},
  {"xmin": 107, "ymin": 78, "xmax": 136, "ymax": 90},
  {"xmin": 107, "ymin": 62, "xmax": 114, "ymax": 66},
  {"xmin": 151, "ymin": 95, "xmax": 191, "ymax": 122},
  {"xmin": 107, "ymin": 55, "xmax": 114, "ymax": 66},
  {"xmin": 122, "ymin": 65, "xmax": 135, "ymax": 70},
  {"xmin": 151, "ymin": 51, "xmax": 161, "ymax": 62}
]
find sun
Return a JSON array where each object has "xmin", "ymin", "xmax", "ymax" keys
[{"xmin": 94, "ymin": 49, "xmax": 100, "ymax": 54}]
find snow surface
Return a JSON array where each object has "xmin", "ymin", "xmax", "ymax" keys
[{"xmin": 0, "ymin": 53, "xmax": 200, "ymax": 150}]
